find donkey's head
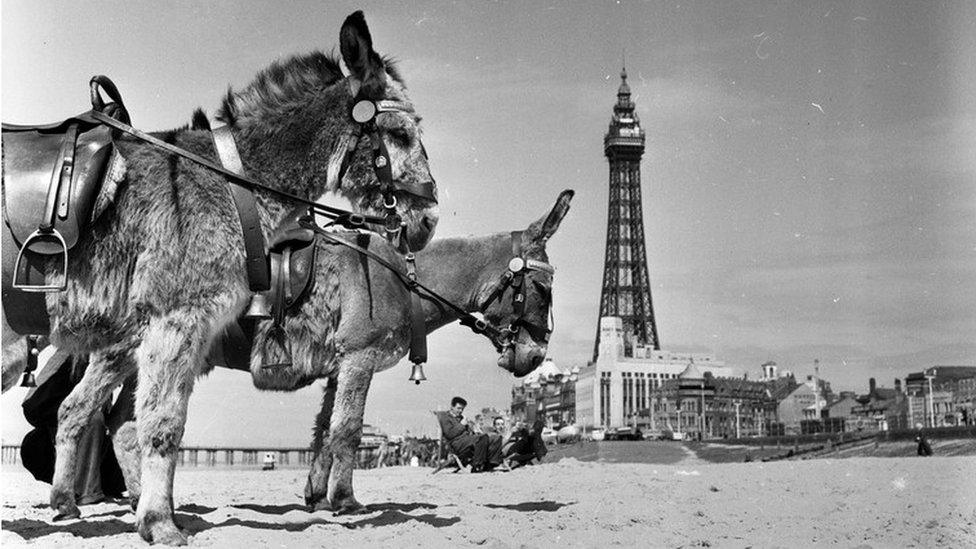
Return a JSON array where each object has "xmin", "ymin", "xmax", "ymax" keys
[
  {"xmin": 480, "ymin": 190, "xmax": 573, "ymax": 377},
  {"xmin": 336, "ymin": 11, "xmax": 438, "ymax": 250},
  {"xmin": 218, "ymin": 11, "xmax": 438, "ymax": 251}
]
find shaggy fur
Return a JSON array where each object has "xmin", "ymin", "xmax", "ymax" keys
[
  {"xmin": 20, "ymin": 191, "xmax": 573, "ymax": 522},
  {"xmin": 1, "ymin": 11, "xmax": 437, "ymax": 545}
]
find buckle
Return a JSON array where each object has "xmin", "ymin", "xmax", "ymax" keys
[
  {"xmin": 348, "ymin": 213, "xmax": 365, "ymax": 227},
  {"xmin": 508, "ymin": 257, "xmax": 525, "ymax": 273},
  {"xmin": 385, "ymin": 213, "xmax": 403, "ymax": 233},
  {"xmin": 383, "ymin": 195, "xmax": 398, "ymax": 209}
]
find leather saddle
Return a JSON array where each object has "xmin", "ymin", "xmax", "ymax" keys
[
  {"xmin": 2, "ymin": 76, "xmax": 129, "ymax": 334},
  {"xmin": 208, "ymin": 208, "xmax": 319, "ymax": 371}
]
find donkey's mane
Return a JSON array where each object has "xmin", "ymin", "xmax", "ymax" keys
[{"xmin": 218, "ymin": 50, "xmax": 404, "ymax": 126}]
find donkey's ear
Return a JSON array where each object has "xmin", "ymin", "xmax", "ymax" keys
[
  {"xmin": 526, "ymin": 190, "xmax": 574, "ymax": 243},
  {"xmin": 340, "ymin": 11, "xmax": 387, "ymax": 96}
]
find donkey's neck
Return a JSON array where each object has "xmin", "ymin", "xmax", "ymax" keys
[{"xmin": 414, "ymin": 233, "xmax": 511, "ymax": 332}]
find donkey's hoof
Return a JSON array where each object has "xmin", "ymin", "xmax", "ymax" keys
[
  {"xmin": 307, "ymin": 497, "xmax": 333, "ymax": 512},
  {"xmin": 137, "ymin": 515, "xmax": 188, "ymax": 546},
  {"xmin": 50, "ymin": 488, "xmax": 79, "ymax": 519},
  {"xmin": 52, "ymin": 503, "xmax": 81, "ymax": 522},
  {"xmin": 331, "ymin": 499, "xmax": 366, "ymax": 516}
]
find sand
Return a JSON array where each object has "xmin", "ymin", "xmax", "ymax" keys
[{"xmin": 3, "ymin": 455, "xmax": 975, "ymax": 548}]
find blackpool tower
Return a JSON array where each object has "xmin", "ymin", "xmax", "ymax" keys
[{"xmin": 593, "ymin": 67, "xmax": 660, "ymax": 361}]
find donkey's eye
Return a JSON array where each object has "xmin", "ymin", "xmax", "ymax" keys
[
  {"xmin": 532, "ymin": 280, "xmax": 552, "ymax": 301},
  {"xmin": 388, "ymin": 129, "xmax": 412, "ymax": 148}
]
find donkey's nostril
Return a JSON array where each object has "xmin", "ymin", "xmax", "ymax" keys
[
  {"xmin": 421, "ymin": 215, "xmax": 436, "ymax": 233},
  {"xmin": 531, "ymin": 354, "xmax": 544, "ymax": 368}
]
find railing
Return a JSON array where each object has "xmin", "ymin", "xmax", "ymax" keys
[{"xmin": 1, "ymin": 444, "xmax": 395, "ymax": 470}]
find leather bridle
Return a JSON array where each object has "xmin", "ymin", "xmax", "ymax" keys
[
  {"xmin": 299, "ymin": 217, "xmax": 554, "ymax": 358},
  {"xmin": 463, "ymin": 230, "xmax": 554, "ymax": 354},
  {"xmin": 338, "ymin": 97, "xmax": 436, "ymax": 250}
]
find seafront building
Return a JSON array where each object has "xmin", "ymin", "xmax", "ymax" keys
[
  {"xmin": 904, "ymin": 366, "xmax": 976, "ymax": 427},
  {"xmin": 510, "ymin": 358, "xmax": 578, "ymax": 428},
  {"xmin": 575, "ymin": 317, "xmax": 739, "ymax": 431}
]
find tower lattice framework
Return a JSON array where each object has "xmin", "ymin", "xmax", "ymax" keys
[{"xmin": 593, "ymin": 67, "xmax": 660, "ymax": 361}]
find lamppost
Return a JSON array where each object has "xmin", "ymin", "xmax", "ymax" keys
[
  {"xmin": 700, "ymin": 378, "xmax": 706, "ymax": 440},
  {"xmin": 733, "ymin": 399, "xmax": 742, "ymax": 439},
  {"xmin": 925, "ymin": 369, "xmax": 937, "ymax": 428},
  {"xmin": 813, "ymin": 359, "xmax": 822, "ymax": 429}
]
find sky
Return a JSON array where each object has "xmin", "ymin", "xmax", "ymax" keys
[{"xmin": 2, "ymin": 1, "xmax": 974, "ymax": 445}]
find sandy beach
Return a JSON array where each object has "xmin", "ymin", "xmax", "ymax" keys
[{"xmin": 3, "ymin": 451, "xmax": 974, "ymax": 548}]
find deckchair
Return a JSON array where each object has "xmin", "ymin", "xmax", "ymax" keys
[{"xmin": 431, "ymin": 411, "xmax": 467, "ymax": 474}]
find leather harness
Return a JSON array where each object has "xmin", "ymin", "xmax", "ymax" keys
[
  {"xmin": 297, "ymin": 217, "xmax": 554, "ymax": 357},
  {"xmin": 4, "ymin": 75, "xmax": 549, "ymax": 382}
]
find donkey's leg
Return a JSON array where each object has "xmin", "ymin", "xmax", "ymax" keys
[
  {"xmin": 326, "ymin": 356, "xmax": 374, "ymax": 515},
  {"xmin": 106, "ymin": 373, "xmax": 141, "ymax": 509},
  {"xmin": 50, "ymin": 348, "xmax": 135, "ymax": 520},
  {"xmin": 1, "ymin": 336, "xmax": 28, "ymax": 393},
  {"xmin": 134, "ymin": 312, "xmax": 211, "ymax": 546},
  {"xmin": 304, "ymin": 377, "xmax": 338, "ymax": 511}
]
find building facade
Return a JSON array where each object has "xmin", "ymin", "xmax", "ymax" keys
[
  {"xmin": 511, "ymin": 358, "xmax": 578, "ymax": 428},
  {"xmin": 904, "ymin": 366, "xmax": 976, "ymax": 427},
  {"xmin": 576, "ymin": 317, "xmax": 737, "ymax": 430}
]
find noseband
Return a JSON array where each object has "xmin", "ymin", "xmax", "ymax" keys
[{"xmin": 463, "ymin": 231, "xmax": 554, "ymax": 353}]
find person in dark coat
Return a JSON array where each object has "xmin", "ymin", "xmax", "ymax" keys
[
  {"xmin": 503, "ymin": 418, "xmax": 548, "ymax": 468},
  {"xmin": 20, "ymin": 352, "xmax": 126, "ymax": 503},
  {"xmin": 437, "ymin": 397, "xmax": 502, "ymax": 472},
  {"xmin": 915, "ymin": 431, "xmax": 933, "ymax": 456}
]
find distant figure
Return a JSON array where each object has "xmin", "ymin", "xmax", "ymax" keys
[
  {"xmin": 437, "ymin": 396, "xmax": 502, "ymax": 472},
  {"xmin": 262, "ymin": 452, "xmax": 276, "ymax": 470},
  {"xmin": 915, "ymin": 432, "xmax": 933, "ymax": 457}
]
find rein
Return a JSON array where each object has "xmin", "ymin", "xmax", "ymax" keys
[
  {"xmin": 90, "ymin": 110, "xmax": 389, "ymax": 229},
  {"xmin": 297, "ymin": 216, "xmax": 553, "ymax": 357}
]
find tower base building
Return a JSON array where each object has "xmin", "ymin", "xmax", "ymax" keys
[{"xmin": 575, "ymin": 317, "xmax": 738, "ymax": 430}]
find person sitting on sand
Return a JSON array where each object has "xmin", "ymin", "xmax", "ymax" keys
[
  {"xmin": 502, "ymin": 419, "xmax": 548, "ymax": 468},
  {"xmin": 486, "ymin": 416, "xmax": 509, "ymax": 460},
  {"xmin": 437, "ymin": 397, "xmax": 503, "ymax": 472}
]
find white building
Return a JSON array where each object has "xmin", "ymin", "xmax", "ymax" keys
[{"xmin": 575, "ymin": 317, "xmax": 739, "ymax": 430}]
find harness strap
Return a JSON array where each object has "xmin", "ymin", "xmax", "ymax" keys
[
  {"xmin": 402, "ymin": 252, "xmax": 428, "ymax": 364},
  {"xmin": 211, "ymin": 124, "xmax": 270, "ymax": 292},
  {"xmin": 297, "ymin": 217, "xmax": 508, "ymax": 345},
  {"xmin": 89, "ymin": 111, "xmax": 388, "ymax": 228}
]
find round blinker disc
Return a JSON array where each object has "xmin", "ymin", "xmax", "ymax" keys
[
  {"xmin": 508, "ymin": 257, "xmax": 526, "ymax": 273},
  {"xmin": 351, "ymin": 100, "xmax": 377, "ymax": 123}
]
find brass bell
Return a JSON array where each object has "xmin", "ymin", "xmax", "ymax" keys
[
  {"xmin": 244, "ymin": 293, "xmax": 272, "ymax": 320},
  {"xmin": 408, "ymin": 363, "xmax": 427, "ymax": 385},
  {"xmin": 20, "ymin": 371, "xmax": 36, "ymax": 388}
]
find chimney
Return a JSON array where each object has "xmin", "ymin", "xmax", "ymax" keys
[
  {"xmin": 894, "ymin": 379, "xmax": 902, "ymax": 393},
  {"xmin": 869, "ymin": 378, "xmax": 876, "ymax": 394}
]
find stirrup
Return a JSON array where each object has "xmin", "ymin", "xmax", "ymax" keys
[{"xmin": 13, "ymin": 229, "xmax": 67, "ymax": 292}]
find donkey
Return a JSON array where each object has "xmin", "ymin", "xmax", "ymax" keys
[
  {"xmin": 1, "ymin": 11, "xmax": 438, "ymax": 545},
  {"xmin": 40, "ymin": 190, "xmax": 572, "ymax": 526}
]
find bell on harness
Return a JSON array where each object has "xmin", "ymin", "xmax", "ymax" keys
[
  {"xmin": 243, "ymin": 293, "xmax": 272, "ymax": 320},
  {"xmin": 20, "ymin": 336, "xmax": 41, "ymax": 387},
  {"xmin": 408, "ymin": 362, "xmax": 427, "ymax": 385}
]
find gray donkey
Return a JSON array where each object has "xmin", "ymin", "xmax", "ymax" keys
[
  {"xmin": 19, "ymin": 190, "xmax": 571, "ymax": 533},
  {"xmin": 1, "ymin": 12, "xmax": 439, "ymax": 545}
]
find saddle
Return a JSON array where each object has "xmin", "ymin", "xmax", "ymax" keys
[
  {"xmin": 2, "ymin": 76, "xmax": 129, "ymax": 334},
  {"xmin": 208, "ymin": 208, "xmax": 319, "ymax": 372}
]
